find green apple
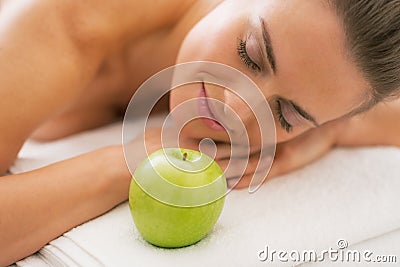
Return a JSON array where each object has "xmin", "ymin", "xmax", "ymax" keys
[{"xmin": 129, "ymin": 148, "xmax": 227, "ymax": 248}]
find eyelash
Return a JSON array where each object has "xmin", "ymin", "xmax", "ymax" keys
[
  {"xmin": 276, "ymin": 100, "xmax": 293, "ymax": 133},
  {"xmin": 237, "ymin": 39, "xmax": 261, "ymax": 72},
  {"xmin": 237, "ymin": 38, "xmax": 292, "ymax": 133}
]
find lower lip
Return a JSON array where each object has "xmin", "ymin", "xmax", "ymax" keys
[{"xmin": 198, "ymin": 84, "xmax": 225, "ymax": 131}]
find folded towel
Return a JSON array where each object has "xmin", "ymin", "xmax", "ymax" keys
[{"xmin": 11, "ymin": 118, "xmax": 400, "ymax": 267}]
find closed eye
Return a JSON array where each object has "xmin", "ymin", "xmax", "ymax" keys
[
  {"xmin": 275, "ymin": 99, "xmax": 293, "ymax": 132},
  {"xmin": 237, "ymin": 38, "xmax": 262, "ymax": 72}
]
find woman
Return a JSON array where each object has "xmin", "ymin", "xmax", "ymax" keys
[{"xmin": 0, "ymin": 0, "xmax": 399, "ymax": 264}]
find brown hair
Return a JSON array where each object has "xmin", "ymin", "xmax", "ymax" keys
[{"xmin": 328, "ymin": 0, "xmax": 400, "ymax": 112}]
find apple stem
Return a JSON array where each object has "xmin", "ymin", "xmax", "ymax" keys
[{"xmin": 183, "ymin": 152, "xmax": 188, "ymax": 161}]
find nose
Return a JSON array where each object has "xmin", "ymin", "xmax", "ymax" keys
[
  {"xmin": 223, "ymin": 89, "xmax": 255, "ymax": 130},
  {"xmin": 224, "ymin": 87, "xmax": 266, "ymax": 153}
]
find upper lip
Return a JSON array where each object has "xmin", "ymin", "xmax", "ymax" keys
[{"xmin": 201, "ymin": 83, "xmax": 232, "ymax": 131}]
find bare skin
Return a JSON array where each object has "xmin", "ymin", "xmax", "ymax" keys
[{"xmin": 0, "ymin": 0, "xmax": 399, "ymax": 265}]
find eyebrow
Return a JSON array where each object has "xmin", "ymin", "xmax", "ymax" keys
[
  {"xmin": 289, "ymin": 100, "xmax": 320, "ymax": 127},
  {"xmin": 259, "ymin": 17, "xmax": 277, "ymax": 73},
  {"xmin": 258, "ymin": 18, "xmax": 318, "ymax": 127}
]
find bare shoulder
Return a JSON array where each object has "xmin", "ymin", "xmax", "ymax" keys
[
  {"xmin": 336, "ymin": 99, "xmax": 400, "ymax": 147},
  {"xmin": 0, "ymin": 0, "xmax": 108, "ymax": 173},
  {"xmin": 60, "ymin": 0, "xmax": 197, "ymax": 47}
]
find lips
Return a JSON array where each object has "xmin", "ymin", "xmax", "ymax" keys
[{"xmin": 198, "ymin": 83, "xmax": 225, "ymax": 131}]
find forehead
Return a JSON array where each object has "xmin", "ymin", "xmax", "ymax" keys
[{"xmin": 260, "ymin": 0, "xmax": 370, "ymax": 123}]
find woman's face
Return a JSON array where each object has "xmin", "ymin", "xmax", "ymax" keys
[{"xmin": 170, "ymin": 0, "xmax": 369, "ymax": 145}]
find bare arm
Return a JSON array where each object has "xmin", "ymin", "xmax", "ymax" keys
[
  {"xmin": 0, "ymin": 145, "xmax": 131, "ymax": 266},
  {"xmin": 336, "ymin": 100, "xmax": 400, "ymax": 147},
  {"xmin": 233, "ymin": 100, "xmax": 400, "ymax": 188}
]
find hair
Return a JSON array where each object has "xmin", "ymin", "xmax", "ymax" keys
[{"xmin": 328, "ymin": 0, "xmax": 400, "ymax": 113}]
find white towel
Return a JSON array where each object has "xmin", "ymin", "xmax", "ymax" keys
[{"xmin": 11, "ymin": 119, "xmax": 400, "ymax": 267}]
